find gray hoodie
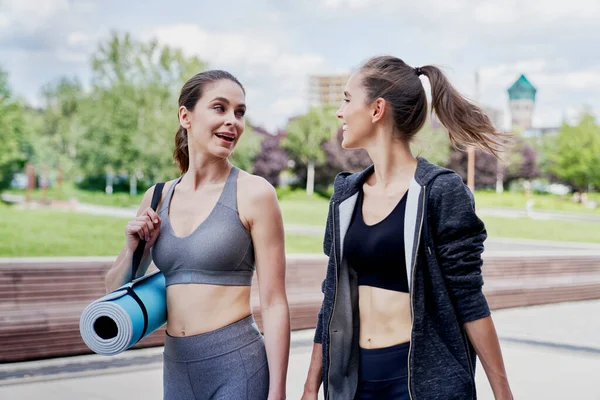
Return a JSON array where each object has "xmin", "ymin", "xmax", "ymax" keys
[{"xmin": 314, "ymin": 157, "xmax": 491, "ymax": 400}]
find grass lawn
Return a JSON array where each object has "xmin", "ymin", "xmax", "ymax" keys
[
  {"xmin": 474, "ymin": 191, "xmax": 600, "ymax": 215},
  {"xmin": 5, "ymin": 183, "xmax": 144, "ymax": 208},
  {"xmin": 2, "ymin": 194, "xmax": 600, "ymax": 257},
  {"xmin": 278, "ymin": 190, "xmax": 330, "ymax": 226},
  {"xmin": 482, "ymin": 216, "xmax": 600, "ymax": 243},
  {"xmin": 0, "ymin": 204, "xmax": 322, "ymax": 257},
  {"xmin": 8, "ymin": 184, "xmax": 600, "ymax": 217}
]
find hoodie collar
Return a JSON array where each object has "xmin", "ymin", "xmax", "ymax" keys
[{"xmin": 332, "ymin": 157, "xmax": 453, "ymax": 203}]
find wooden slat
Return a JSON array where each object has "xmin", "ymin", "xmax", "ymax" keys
[{"xmin": 1, "ymin": 253, "xmax": 600, "ymax": 363}]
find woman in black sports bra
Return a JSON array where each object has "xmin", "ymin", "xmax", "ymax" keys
[{"xmin": 303, "ymin": 56, "xmax": 513, "ymax": 400}]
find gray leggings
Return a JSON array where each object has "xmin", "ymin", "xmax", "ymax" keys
[{"xmin": 163, "ymin": 315, "xmax": 269, "ymax": 400}]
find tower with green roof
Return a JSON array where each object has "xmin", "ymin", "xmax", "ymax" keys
[{"xmin": 508, "ymin": 74, "xmax": 536, "ymax": 130}]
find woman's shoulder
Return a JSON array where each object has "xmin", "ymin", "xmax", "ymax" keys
[
  {"xmin": 137, "ymin": 179, "xmax": 179, "ymax": 212},
  {"xmin": 427, "ymin": 170, "xmax": 473, "ymax": 204},
  {"xmin": 236, "ymin": 170, "xmax": 277, "ymax": 204}
]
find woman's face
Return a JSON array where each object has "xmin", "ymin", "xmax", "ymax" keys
[
  {"xmin": 180, "ymin": 79, "xmax": 246, "ymax": 160},
  {"xmin": 336, "ymin": 72, "xmax": 375, "ymax": 149}
]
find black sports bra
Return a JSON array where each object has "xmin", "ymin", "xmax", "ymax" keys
[{"xmin": 343, "ymin": 189, "xmax": 409, "ymax": 293}]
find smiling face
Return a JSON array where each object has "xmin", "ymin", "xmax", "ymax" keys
[
  {"xmin": 179, "ymin": 79, "xmax": 246, "ymax": 160},
  {"xmin": 336, "ymin": 72, "xmax": 376, "ymax": 149}
]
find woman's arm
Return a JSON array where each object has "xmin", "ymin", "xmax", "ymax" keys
[
  {"xmin": 430, "ymin": 173, "xmax": 513, "ymax": 399},
  {"xmin": 465, "ymin": 317, "xmax": 513, "ymax": 399},
  {"xmin": 302, "ymin": 343, "xmax": 323, "ymax": 399},
  {"xmin": 246, "ymin": 178, "xmax": 290, "ymax": 400}
]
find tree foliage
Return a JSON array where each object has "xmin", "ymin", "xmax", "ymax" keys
[
  {"xmin": 0, "ymin": 68, "xmax": 28, "ymax": 189},
  {"xmin": 253, "ymin": 131, "xmax": 289, "ymax": 186},
  {"xmin": 282, "ymin": 106, "xmax": 339, "ymax": 194},
  {"xmin": 547, "ymin": 111, "xmax": 600, "ymax": 191}
]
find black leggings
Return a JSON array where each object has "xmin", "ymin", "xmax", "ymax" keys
[{"xmin": 354, "ymin": 341, "xmax": 410, "ymax": 400}]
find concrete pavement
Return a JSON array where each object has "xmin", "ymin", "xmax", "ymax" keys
[{"xmin": 2, "ymin": 300, "xmax": 600, "ymax": 399}]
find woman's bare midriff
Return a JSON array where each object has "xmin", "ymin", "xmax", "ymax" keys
[
  {"xmin": 358, "ymin": 285, "xmax": 412, "ymax": 349},
  {"xmin": 165, "ymin": 284, "xmax": 252, "ymax": 337}
]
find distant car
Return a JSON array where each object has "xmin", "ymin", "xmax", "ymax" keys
[
  {"xmin": 10, "ymin": 173, "xmax": 28, "ymax": 190},
  {"xmin": 548, "ymin": 184, "xmax": 571, "ymax": 196}
]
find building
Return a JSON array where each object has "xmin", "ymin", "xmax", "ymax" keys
[
  {"xmin": 308, "ymin": 73, "xmax": 350, "ymax": 107},
  {"xmin": 508, "ymin": 74, "xmax": 537, "ymax": 130}
]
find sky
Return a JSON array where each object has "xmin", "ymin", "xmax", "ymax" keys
[{"xmin": 1, "ymin": 0, "xmax": 599, "ymax": 132}]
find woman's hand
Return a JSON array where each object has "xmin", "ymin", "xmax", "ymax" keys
[{"xmin": 124, "ymin": 207, "xmax": 161, "ymax": 252}]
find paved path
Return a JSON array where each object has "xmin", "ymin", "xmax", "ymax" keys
[
  {"xmin": 2, "ymin": 300, "xmax": 599, "ymax": 399},
  {"xmin": 6, "ymin": 192, "xmax": 599, "ymax": 223}
]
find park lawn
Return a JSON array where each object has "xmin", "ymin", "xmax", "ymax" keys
[
  {"xmin": 2, "ymin": 202, "xmax": 600, "ymax": 257},
  {"xmin": 8, "ymin": 185, "xmax": 600, "ymax": 218},
  {"xmin": 5, "ymin": 182, "xmax": 144, "ymax": 208},
  {"xmin": 0, "ymin": 204, "xmax": 322, "ymax": 257},
  {"xmin": 481, "ymin": 216, "xmax": 600, "ymax": 243},
  {"xmin": 474, "ymin": 191, "xmax": 600, "ymax": 215},
  {"xmin": 278, "ymin": 191, "xmax": 330, "ymax": 226}
]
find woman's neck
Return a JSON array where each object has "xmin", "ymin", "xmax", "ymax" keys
[{"xmin": 365, "ymin": 129, "xmax": 417, "ymax": 189}]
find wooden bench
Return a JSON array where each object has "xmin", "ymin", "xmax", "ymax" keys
[{"xmin": 2, "ymin": 252, "xmax": 600, "ymax": 363}]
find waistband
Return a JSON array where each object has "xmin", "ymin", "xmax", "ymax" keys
[
  {"xmin": 164, "ymin": 270, "xmax": 253, "ymax": 287},
  {"xmin": 359, "ymin": 340, "xmax": 410, "ymax": 355},
  {"xmin": 164, "ymin": 314, "xmax": 261, "ymax": 361},
  {"xmin": 359, "ymin": 341, "xmax": 410, "ymax": 382}
]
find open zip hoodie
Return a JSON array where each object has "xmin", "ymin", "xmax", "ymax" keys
[{"xmin": 314, "ymin": 157, "xmax": 491, "ymax": 400}]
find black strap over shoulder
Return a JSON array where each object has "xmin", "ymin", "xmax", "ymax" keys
[
  {"xmin": 128, "ymin": 182, "xmax": 165, "ymax": 343},
  {"xmin": 131, "ymin": 183, "xmax": 165, "ymax": 281}
]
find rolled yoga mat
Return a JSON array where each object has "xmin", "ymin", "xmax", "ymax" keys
[
  {"xmin": 80, "ymin": 182, "xmax": 166, "ymax": 356},
  {"xmin": 79, "ymin": 269, "xmax": 167, "ymax": 356}
]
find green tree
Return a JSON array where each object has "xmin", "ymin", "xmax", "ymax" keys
[
  {"xmin": 0, "ymin": 68, "xmax": 27, "ymax": 189},
  {"xmin": 410, "ymin": 122, "xmax": 451, "ymax": 166},
  {"xmin": 37, "ymin": 77, "xmax": 84, "ymax": 181},
  {"xmin": 548, "ymin": 111, "xmax": 600, "ymax": 191},
  {"xmin": 282, "ymin": 106, "xmax": 338, "ymax": 195},
  {"xmin": 229, "ymin": 120, "xmax": 264, "ymax": 173},
  {"xmin": 80, "ymin": 32, "xmax": 206, "ymax": 194}
]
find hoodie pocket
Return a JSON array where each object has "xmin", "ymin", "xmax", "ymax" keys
[{"xmin": 428, "ymin": 330, "xmax": 473, "ymax": 392}]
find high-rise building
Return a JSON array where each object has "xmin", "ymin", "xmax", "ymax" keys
[
  {"xmin": 508, "ymin": 74, "xmax": 536, "ymax": 130},
  {"xmin": 308, "ymin": 73, "xmax": 350, "ymax": 107}
]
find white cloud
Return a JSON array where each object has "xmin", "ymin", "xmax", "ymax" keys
[
  {"xmin": 1, "ymin": 0, "xmax": 598, "ymax": 133},
  {"xmin": 0, "ymin": 13, "xmax": 8, "ymax": 30},
  {"xmin": 474, "ymin": 0, "xmax": 600, "ymax": 25},
  {"xmin": 67, "ymin": 32, "xmax": 94, "ymax": 47},
  {"xmin": 322, "ymin": 0, "xmax": 375, "ymax": 9},
  {"xmin": 146, "ymin": 24, "xmax": 329, "ymax": 131},
  {"xmin": 0, "ymin": 0, "xmax": 69, "ymax": 33},
  {"xmin": 56, "ymin": 49, "xmax": 88, "ymax": 64}
]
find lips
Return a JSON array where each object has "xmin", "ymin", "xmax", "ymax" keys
[
  {"xmin": 342, "ymin": 124, "xmax": 348, "ymax": 131},
  {"xmin": 215, "ymin": 132, "xmax": 236, "ymax": 142}
]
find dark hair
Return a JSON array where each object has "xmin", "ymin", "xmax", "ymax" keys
[
  {"xmin": 359, "ymin": 56, "xmax": 504, "ymax": 157},
  {"xmin": 174, "ymin": 70, "xmax": 245, "ymax": 172}
]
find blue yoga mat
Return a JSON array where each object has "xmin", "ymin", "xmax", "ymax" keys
[{"xmin": 79, "ymin": 269, "xmax": 167, "ymax": 356}]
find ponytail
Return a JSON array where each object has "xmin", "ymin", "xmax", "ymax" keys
[
  {"xmin": 359, "ymin": 56, "xmax": 507, "ymax": 158},
  {"xmin": 420, "ymin": 65, "xmax": 505, "ymax": 157},
  {"xmin": 173, "ymin": 125, "xmax": 189, "ymax": 173}
]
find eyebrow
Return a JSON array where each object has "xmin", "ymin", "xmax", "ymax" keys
[
  {"xmin": 211, "ymin": 97, "xmax": 246, "ymax": 109},
  {"xmin": 343, "ymin": 91, "xmax": 351, "ymax": 98}
]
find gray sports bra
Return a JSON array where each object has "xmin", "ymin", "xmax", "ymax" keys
[{"xmin": 151, "ymin": 166, "xmax": 255, "ymax": 287}]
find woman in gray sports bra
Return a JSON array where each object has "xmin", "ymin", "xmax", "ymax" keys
[{"xmin": 105, "ymin": 70, "xmax": 290, "ymax": 400}]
